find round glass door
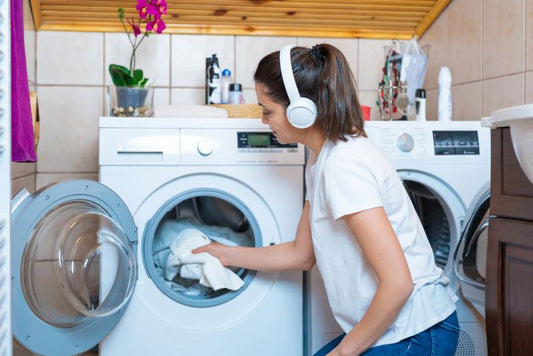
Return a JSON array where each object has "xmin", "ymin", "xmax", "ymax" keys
[
  {"xmin": 12, "ymin": 180, "xmax": 137, "ymax": 356},
  {"xmin": 21, "ymin": 201, "xmax": 137, "ymax": 327}
]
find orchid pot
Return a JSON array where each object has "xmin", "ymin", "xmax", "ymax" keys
[{"xmin": 107, "ymin": 85, "xmax": 154, "ymax": 117}]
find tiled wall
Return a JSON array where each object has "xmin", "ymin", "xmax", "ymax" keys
[
  {"xmin": 419, "ymin": 0, "xmax": 532, "ymax": 121},
  {"xmin": 34, "ymin": 30, "xmax": 393, "ymax": 187},
  {"xmin": 11, "ymin": 0, "xmax": 36, "ymax": 198},
  {"xmin": 30, "ymin": 0, "xmax": 533, "ymax": 188}
]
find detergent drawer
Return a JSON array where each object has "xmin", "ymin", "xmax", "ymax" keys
[{"xmin": 99, "ymin": 128, "xmax": 180, "ymax": 165}]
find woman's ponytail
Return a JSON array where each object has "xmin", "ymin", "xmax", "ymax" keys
[{"xmin": 315, "ymin": 44, "xmax": 365, "ymax": 141}]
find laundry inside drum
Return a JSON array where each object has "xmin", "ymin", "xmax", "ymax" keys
[{"xmin": 151, "ymin": 196, "xmax": 255, "ymax": 300}]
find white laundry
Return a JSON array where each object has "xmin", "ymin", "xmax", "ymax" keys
[{"xmin": 164, "ymin": 228, "xmax": 244, "ymax": 291}]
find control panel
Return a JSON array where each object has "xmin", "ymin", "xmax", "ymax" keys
[
  {"xmin": 0, "ymin": 0, "xmax": 12, "ymax": 354},
  {"xmin": 182, "ymin": 129, "xmax": 304, "ymax": 165},
  {"xmin": 237, "ymin": 131, "xmax": 298, "ymax": 152}
]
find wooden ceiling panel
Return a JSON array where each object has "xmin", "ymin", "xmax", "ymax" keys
[{"xmin": 29, "ymin": 0, "xmax": 452, "ymax": 39}]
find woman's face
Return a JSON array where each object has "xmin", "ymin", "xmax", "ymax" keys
[{"xmin": 255, "ymin": 82, "xmax": 300, "ymax": 144}]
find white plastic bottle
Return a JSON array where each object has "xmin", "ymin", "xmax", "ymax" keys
[
  {"xmin": 220, "ymin": 69, "xmax": 232, "ymax": 104},
  {"xmin": 438, "ymin": 66, "xmax": 452, "ymax": 121}
]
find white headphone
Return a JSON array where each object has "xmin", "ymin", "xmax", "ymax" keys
[{"xmin": 279, "ymin": 44, "xmax": 318, "ymax": 129}]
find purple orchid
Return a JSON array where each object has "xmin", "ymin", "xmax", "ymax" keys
[{"xmin": 113, "ymin": 0, "xmax": 168, "ymax": 86}]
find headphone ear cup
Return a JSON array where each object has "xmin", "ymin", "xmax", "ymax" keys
[{"xmin": 286, "ymin": 97, "xmax": 318, "ymax": 129}]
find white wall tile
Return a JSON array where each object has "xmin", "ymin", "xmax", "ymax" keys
[
  {"xmin": 105, "ymin": 33, "xmax": 170, "ymax": 87},
  {"xmin": 36, "ymin": 173, "xmax": 98, "ymax": 190},
  {"xmin": 36, "ymin": 86, "xmax": 104, "ymax": 173},
  {"xmin": 242, "ymin": 88, "xmax": 258, "ymax": 105},
  {"xmin": 527, "ymin": 0, "xmax": 533, "ymax": 71},
  {"xmin": 171, "ymin": 35, "xmax": 234, "ymax": 88},
  {"xmin": 483, "ymin": 0, "xmax": 524, "ymax": 78},
  {"xmin": 420, "ymin": 9, "xmax": 448, "ymax": 90},
  {"xmin": 154, "ymin": 87, "xmax": 170, "ymax": 107},
  {"xmin": 37, "ymin": 32, "xmax": 104, "ymax": 85},
  {"xmin": 235, "ymin": 36, "xmax": 296, "ymax": 89},
  {"xmin": 11, "ymin": 175, "xmax": 35, "ymax": 197},
  {"xmin": 11, "ymin": 162, "xmax": 36, "ymax": 179},
  {"xmin": 358, "ymin": 39, "xmax": 394, "ymax": 91},
  {"xmin": 526, "ymin": 71, "xmax": 533, "ymax": 103},
  {"xmin": 170, "ymin": 88, "xmax": 205, "ymax": 105},
  {"xmin": 482, "ymin": 74, "xmax": 525, "ymax": 116},
  {"xmin": 358, "ymin": 90, "xmax": 381, "ymax": 120},
  {"xmin": 452, "ymin": 81, "xmax": 483, "ymax": 120},
  {"xmin": 447, "ymin": 0, "xmax": 482, "ymax": 84},
  {"xmin": 298, "ymin": 38, "xmax": 359, "ymax": 86},
  {"xmin": 24, "ymin": 29, "xmax": 36, "ymax": 84}
]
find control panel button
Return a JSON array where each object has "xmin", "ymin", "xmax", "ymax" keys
[
  {"xmin": 396, "ymin": 133, "xmax": 415, "ymax": 152},
  {"xmin": 197, "ymin": 139, "xmax": 214, "ymax": 156}
]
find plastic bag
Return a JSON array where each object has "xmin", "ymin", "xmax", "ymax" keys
[{"xmin": 400, "ymin": 38, "xmax": 430, "ymax": 105}]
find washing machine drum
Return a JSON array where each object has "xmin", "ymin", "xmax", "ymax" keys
[{"xmin": 403, "ymin": 180, "xmax": 451, "ymax": 269}]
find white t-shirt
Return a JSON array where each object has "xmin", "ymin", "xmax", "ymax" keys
[{"xmin": 305, "ymin": 135, "xmax": 458, "ymax": 347}]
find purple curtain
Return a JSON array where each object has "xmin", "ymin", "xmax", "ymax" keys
[{"xmin": 11, "ymin": 0, "xmax": 36, "ymax": 162}]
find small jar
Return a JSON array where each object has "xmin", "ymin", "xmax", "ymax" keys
[{"xmin": 228, "ymin": 83, "xmax": 244, "ymax": 104}]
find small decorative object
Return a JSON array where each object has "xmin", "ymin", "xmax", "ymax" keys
[{"xmin": 108, "ymin": 0, "xmax": 167, "ymax": 117}]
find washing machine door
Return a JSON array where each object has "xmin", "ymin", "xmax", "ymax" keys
[
  {"xmin": 11, "ymin": 180, "xmax": 138, "ymax": 356},
  {"xmin": 454, "ymin": 183, "xmax": 490, "ymax": 317},
  {"xmin": 398, "ymin": 170, "xmax": 466, "ymax": 289}
]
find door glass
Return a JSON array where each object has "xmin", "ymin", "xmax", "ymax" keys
[
  {"xmin": 149, "ymin": 195, "xmax": 256, "ymax": 306},
  {"xmin": 21, "ymin": 201, "xmax": 137, "ymax": 328},
  {"xmin": 461, "ymin": 199, "xmax": 490, "ymax": 283}
]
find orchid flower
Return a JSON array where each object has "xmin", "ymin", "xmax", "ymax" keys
[{"xmin": 112, "ymin": 0, "xmax": 167, "ymax": 86}]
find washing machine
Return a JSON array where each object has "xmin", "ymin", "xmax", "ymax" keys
[
  {"xmin": 306, "ymin": 121, "xmax": 490, "ymax": 356},
  {"xmin": 11, "ymin": 117, "xmax": 305, "ymax": 356}
]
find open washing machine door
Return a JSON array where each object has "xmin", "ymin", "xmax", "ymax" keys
[
  {"xmin": 11, "ymin": 180, "xmax": 138, "ymax": 356},
  {"xmin": 454, "ymin": 183, "xmax": 490, "ymax": 318}
]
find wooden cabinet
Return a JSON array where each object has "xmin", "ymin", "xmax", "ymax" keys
[{"xmin": 486, "ymin": 128, "xmax": 533, "ymax": 355}]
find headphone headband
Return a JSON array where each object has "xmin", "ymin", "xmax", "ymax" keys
[
  {"xmin": 279, "ymin": 44, "xmax": 300, "ymax": 103},
  {"xmin": 278, "ymin": 44, "xmax": 318, "ymax": 129}
]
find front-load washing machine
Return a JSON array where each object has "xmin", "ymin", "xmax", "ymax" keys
[
  {"xmin": 306, "ymin": 121, "xmax": 490, "ymax": 356},
  {"xmin": 11, "ymin": 117, "xmax": 305, "ymax": 356}
]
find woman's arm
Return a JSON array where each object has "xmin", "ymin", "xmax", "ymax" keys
[
  {"xmin": 329, "ymin": 206, "xmax": 414, "ymax": 356},
  {"xmin": 192, "ymin": 201, "xmax": 316, "ymax": 271}
]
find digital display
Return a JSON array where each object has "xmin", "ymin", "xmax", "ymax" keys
[
  {"xmin": 237, "ymin": 131, "xmax": 298, "ymax": 148},
  {"xmin": 247, "ymin": 134, "xmax": 271, "ymax": 147},
  {"xmin": 433, "ymin": 130, "xmax": 480, "ymax": 155}
]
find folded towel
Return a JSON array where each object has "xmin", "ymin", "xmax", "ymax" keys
[{"xmin": 164, "ymin": 228, "xmax": 244, "ymax": 291}]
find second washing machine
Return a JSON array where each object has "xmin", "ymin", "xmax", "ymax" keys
[{"xmin": 306, "ymin": 120, "xmax": 490, "ymax": 356}]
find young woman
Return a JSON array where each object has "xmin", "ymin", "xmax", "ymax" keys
[{"xmin": 194, "ymin": 44, "xmax": 459, "ymax": 356}]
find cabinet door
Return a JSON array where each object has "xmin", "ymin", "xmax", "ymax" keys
[
  {"xmin": 491, "ymin": 128, "xmax": 533, "ymax": 221},
  {"xmin": 486, "ymin": 217, "xmax": 533, "ymax": 355}
]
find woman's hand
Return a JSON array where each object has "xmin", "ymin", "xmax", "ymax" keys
[{"xmin": 191, "ymin": 242, "xmax": 230, "ymax": 266}]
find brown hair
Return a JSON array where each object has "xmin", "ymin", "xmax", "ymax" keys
[{"xmin": 254, "ymin": 44, "xmax": 366, "ymax": 141}]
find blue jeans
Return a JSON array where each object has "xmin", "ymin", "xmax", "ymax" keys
[{"xmin": 313, "ymin": 311, "xmax": 459, "ymax": 356}]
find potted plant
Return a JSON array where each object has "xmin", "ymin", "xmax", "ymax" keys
[{"xmin": 108, "ymin": 0, "xmax": 167, "ymax": 117}]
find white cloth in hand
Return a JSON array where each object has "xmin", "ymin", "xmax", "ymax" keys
[{"xmin": 164, "ymin": 228, "xmax": 244, "ymax": 291}]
